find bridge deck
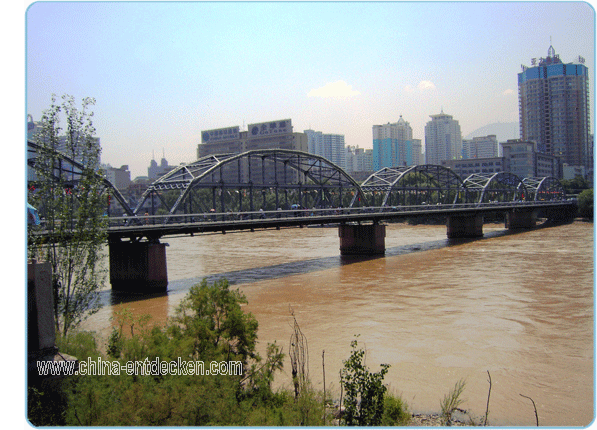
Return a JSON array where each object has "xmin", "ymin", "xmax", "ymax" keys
[{"xmin": 103, "ymin": 200, "xmax": 576, "ymax": 241}]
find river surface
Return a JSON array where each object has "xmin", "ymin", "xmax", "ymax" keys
[{"xmin": 82, "ymin": 221, "xmax": 594, "ymax": 426}]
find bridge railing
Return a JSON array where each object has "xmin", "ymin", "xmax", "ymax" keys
[{"xmin": 103, "ymin": 199, "xmax": 577, "ymax": 229}]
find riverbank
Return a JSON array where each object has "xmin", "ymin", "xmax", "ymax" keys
[{"xmin": 409, "ymin": 413, "xmax": 470, "ymax": 426}]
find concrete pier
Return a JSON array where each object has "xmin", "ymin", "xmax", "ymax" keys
[
  {"xmin": 505, "ymin": 209, "xmax": 537, "ymax": 230},
  {"xmin": 28, "ymin": 260, "xmax": 55, "ymax": 351},
  {"xmin": 338, "ymin": 223, "xmax": 386, "ymax": 255},
  {"xmin": 28, "ymin": 260, "xmax": 78, "ymax": 384},
  {"xmin": 542, "ymin": 205, "xmax": 577, "ymax": 224},
  {"xmin": 109, "ymin": 240, "xmax": 168, "ymax": 292},
  {"xmin": 446, "ymin": 214, "xmax": 484, "ymax": 238}
]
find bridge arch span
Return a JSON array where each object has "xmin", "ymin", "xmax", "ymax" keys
[
  {"xmin": 134, "ymin": 149, "xmax": 368, "ymax": 216},
  {"xmin": 354, "ymin": 164, "xmax": 465, "ymax": 208},
  {"xmin": 462, "ymin": 172, "xmax": 527, "ymax": 204},
  {"xmin": 522, "ymin": 177, "xmax": 566, "ymax": 201},
  {"xmin": 27, "ymin": 140, "xmax": 132, "ymax": 215}
]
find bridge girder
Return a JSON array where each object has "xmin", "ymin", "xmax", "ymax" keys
[{"xmin": 134, "ymin": 149, "xmax": 368, "ymax": 216}]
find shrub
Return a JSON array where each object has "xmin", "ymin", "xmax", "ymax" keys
[
  {"xmin": 381, "ymin": 392, "xmax": 411, "ymax": 426},
  {"xmin": 577, "ymin": 188, "xmax": 593, "ymax": 219},
  {"xmin": 440, "ymin": 378, "xmax": 466, "ymax": 425},
  {"xmin": 340, "ymin": 337, "xmax": 390, "ymax": 426}
]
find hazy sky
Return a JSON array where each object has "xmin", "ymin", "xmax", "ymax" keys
[{"xmin": 26, "ymin": 1, "xmax": 595, "ymax": 178}]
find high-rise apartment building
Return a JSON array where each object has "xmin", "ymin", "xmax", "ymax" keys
[
  {"xmin": 345, "ymin": 146, "xmax": 373, "ymax": 175},
  {"xmin": 518, "ymin": 45, "xmax": 591, "ymax": 175},
  {"xmin": 372, "ymin": 116, "xmax": 421, "ymax": 170},
  {"xmin": 424, "ymin": 111, "xmax": 462, "ymax": 164},
  {"xmin": 462, "ymin": 135, "xmax": 498, "ymax": 159},
  {"xmin": 104, "ymin": 165, "xmax": 131, "ymax": 190},
  {"xmin": 305, "ymin": 129, "xmax": 346, "ymax": 170}
]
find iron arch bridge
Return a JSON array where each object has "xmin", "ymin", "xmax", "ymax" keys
[
  {"xmin": 462, "ymin": 172, "xmax": 527, "ymax": 204},
  {"xmin": 27, "ymin": 140, "xmax": 132, "ymax": 215},
  {"xmin": 133, "ymin": 149, "xmax": 368, "ymax": 219},
  {"xmin": 354, "ymin": 165, "xmax": 466, "ymax": 208},
  {"xmin": 28, "ymin": 138, "xmax": 570, "ymax": 223}
]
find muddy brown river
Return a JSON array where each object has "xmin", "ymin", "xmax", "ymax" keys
[{"xmin": 82, "ymin": 221, "xmax": 594, "ymax": 426}]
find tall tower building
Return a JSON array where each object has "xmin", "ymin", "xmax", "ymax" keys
[
  {"xmin": 372, "ymin": 116, "xmax": 421, "ymax": 169},
  {"xmin": 518, "ymin": 45, "xmax": 590, "ymax": 173},
  {"xmin": 424, "ymin": 111, "xmax": 462, "ymax": 164},
  {"xmin": 305, "ymin": 129, "xmax": 324, "ymax": 158},
  {"xmin": 148, "ymin": 150, "xmax": 171, "ymax": 180},
  {"xmin": 305, "ymin": 129, "xmax": 346, "ymax": 170}
]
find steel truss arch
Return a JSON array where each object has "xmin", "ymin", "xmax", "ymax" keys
[
  {"xmin": 462, "ymin": 172, "xmax": 527, "ymax": 204},
  {"xmin": 522, "ymin": 177, "xmax": 566, "ymax": 201},
  {"xmin": 27, "ymin": 140, "xmax": 132, "ymax": 215},
  {"xmin": 134, "ymin": 149, "xmax": 368, "ymax": 216},
  {"xmin": 355, "ymin": 165, "xmax": 466, "ymax": 208}
]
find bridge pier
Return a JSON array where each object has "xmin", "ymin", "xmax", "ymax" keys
[
  {"xmin": 542, "ymin": 205, "xmax": 577, "ymax": 224},
  {"xmin": 338, "ymin": 223, "xmax": 386, "ymax": 255},
  {"xmin": 505, "ymin": 209, "xmax": 537, "ymax": 230},
  {"xmin": 109, "ymin": 240, "xmax": 168, "ymax": 293},
  {"xmin": 446, "ymin": 214, "xmax": 484, "ymax": 238}
]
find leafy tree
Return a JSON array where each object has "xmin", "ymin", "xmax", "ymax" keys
[
  {"xmin": 340, "ymin": 337, "xmax": 390, "ymax": 426},
  {"xmin": 560, "ymin": 175, "xmax": 591, "ymax": 194},
  {"xmin": 28, "ymin": 94, "xmax": 107, "ymax": 337},
  {"xmin": 172, "ymin": 278, "xmax": 259, "ymax": 366},
  {"xmin": 577, "ymin": 188, "xmax": 593, "ymax": 219}
]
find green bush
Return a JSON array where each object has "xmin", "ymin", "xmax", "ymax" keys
[
  {"xmin": 340, "ymin": 337, "xmax": 390, "ymax": 426},
  {"xmin": 440, "ymin": 378, "xmax": 466, "ymax": 425},
  {"xmin": 56, "ymin": 330, "xmax": 100, "ymax": 360},
  {"xmin": 381, "ymin": 392, "xmax": 411, "ymax": 425},
  {"xmin": 577, "ymin": 188, "xmax": 593, "ymax": 219}
]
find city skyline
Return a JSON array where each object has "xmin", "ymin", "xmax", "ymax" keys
[{"xmin": 25, "ymin": 1, "xmax": 594, "ymax": 178}]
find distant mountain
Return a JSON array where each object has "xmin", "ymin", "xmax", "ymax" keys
[{"xmin": 464, "ymin": 122, "xmax": 519, "ymax": 142}]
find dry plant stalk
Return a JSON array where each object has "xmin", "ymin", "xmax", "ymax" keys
[
  {"xmin": 289, "ymin": 306, "xmax": 309, "ymax": 399},
  {"xmin": 520, "ymin": 394, "xmax": 539, "ymax": 426},
  {"xmin": 484, "ymin": 370, "xmax": 492, "ymax": 426}
]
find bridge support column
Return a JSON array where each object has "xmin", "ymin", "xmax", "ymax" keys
[
  {"xmin": 338, "ymin": 223, "xmax": 385, "ymax": 255},
  {"xmin": 446, "ymin": 214, "xmax": 484, "ymax": 238},
  {"xmin": 505, "ymin": 210, "xmax": 537, "ymax": 230},
  {"xmin": 109, "ymin": 240, "xmax": 168, "ymax": 293},
  {"xmin": 542, "ymin": 205, "xmax": 577, "ymax": 224}
]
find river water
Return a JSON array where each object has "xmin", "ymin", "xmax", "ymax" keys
[{"xmin": 83, "ymin": 221, "xmax": 594, "ymax": 426}]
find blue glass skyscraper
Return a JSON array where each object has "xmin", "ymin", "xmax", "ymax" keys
[
  {"xmin": 518, "ymin": 45, "xmax": 590, "ymax": 173},
  {"xmin": 372, "ymin": 116, "xmax": 421, "ymax": 170}
]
